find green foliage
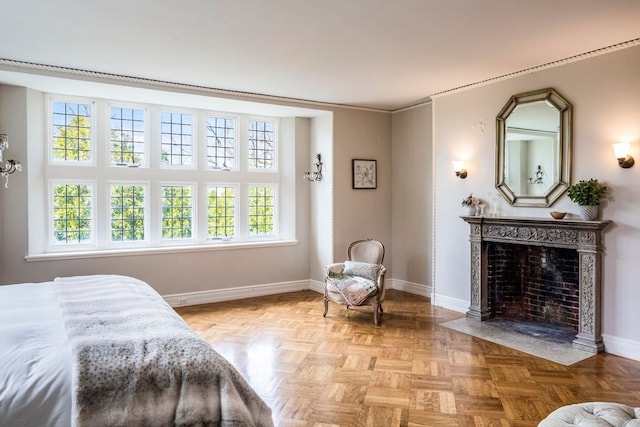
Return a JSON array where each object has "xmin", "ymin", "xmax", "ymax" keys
[
  {"xmin": 248, "ymin": 186, "xmax": 274, "ymax": 235},
  {"xmin": 207, "ymin": 187, "xmax": 235, "ymax": 238},
  {"xmin": 53, "ymin": 115, "xmax": 92, "ymax": 161},
  {"xmin": 110, "ymin": 130, "xmax": 143, "ymax": 165},
  {"xmin": 161, "ymin": 186, "xmax": 193, "ymax": 239},
  {"xmin": 567, "ymin": 179, "xmax": 608, "ymax": 206},
  {"xmin": 110, "ymin": 185, "xmax": 145, "ymax": 242},
  {"xmin": 53, "ymin": 184, "xmax": 92, "ymax": 243}
]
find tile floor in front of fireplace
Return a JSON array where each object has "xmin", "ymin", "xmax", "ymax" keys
[{"xmin": 440, "ymin": 317, "xmax": 594, "ymax": 365}]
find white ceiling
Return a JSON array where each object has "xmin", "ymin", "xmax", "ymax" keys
[{"xmin": 1, "ymin": 0, "xmax": 639, "ymax": 111}]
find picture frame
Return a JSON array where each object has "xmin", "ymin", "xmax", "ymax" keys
[{"xmin": 352, "ymin": 159, "xmax": 377, "ymax": 189}]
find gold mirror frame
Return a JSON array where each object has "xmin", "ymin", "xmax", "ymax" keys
[{"xmin": 495, "ymin": 88, "xmax": 572, "ymax": 207}]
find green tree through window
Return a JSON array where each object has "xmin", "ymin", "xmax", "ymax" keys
[
  {"xmin": 52, "ymin": 102, "xmax": 92, "ymax": 162},
  {"xmin": 162, "ymin": 185, "xmax": 193, "ymax": 239},
  {"xmin": 248, "ymin": 185, "xmax": 274, "ymax": 236},
  {"xmin": 111, "ymin": 184, "xmax": 145, "ymax": 242},
  {"xmin": 52, "ymin": 183, "xmax": 93, "ymax": 243}
]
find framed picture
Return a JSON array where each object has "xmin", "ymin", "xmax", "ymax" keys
[{"xmin": 352, "ymin": 159, "xmax": 377, "ymax": 189}]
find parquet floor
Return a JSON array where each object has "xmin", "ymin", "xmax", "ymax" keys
[{"xmin": 176, "ymin": 290, "xmax": 640, "ymax": 427}]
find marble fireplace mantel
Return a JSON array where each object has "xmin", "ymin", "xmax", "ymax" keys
[{"xmin": 461, "ymin": 215, "xmax": 611, "ymax": 354}]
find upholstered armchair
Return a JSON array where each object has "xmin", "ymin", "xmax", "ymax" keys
[{"xmin": 323, "ymin": 239, "xmax": 386, "ymax": 325}]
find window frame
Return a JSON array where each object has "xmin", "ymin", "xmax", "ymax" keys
[
  {"xmin": 107, "ymin": 103, "xmax": 149, "ymax": 168},
  {"xmin": 107, "ymin": 181, "xmax": 150, "ymax": 248},
  {"xmin": 37, "ymin": 94, "xmax": 287, "ymax": 256},
  {"xmin": 48, "ymin": 179, "xmax": 97, "ymax": 249},
  {"xmin": 48, "ymin": 96, "xmax": 96, "ymax": 166}
]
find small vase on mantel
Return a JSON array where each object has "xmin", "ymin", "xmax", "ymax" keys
[
  {"xmin": 579, "ymin": 205, "xmax": 599, "ymax": 221},
  {"xmin": 462, "ymin": 206, "xmax": 475, "ymax": 216}
]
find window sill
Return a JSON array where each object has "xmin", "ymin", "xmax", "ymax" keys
[{"xmin": 25, "ymin": 240, "xmax": 299, "ymax": 262}]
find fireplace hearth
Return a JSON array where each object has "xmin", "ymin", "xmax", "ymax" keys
[{"xmin": 462, "ymin": 216, "xmax": 610, "ymax": 354}]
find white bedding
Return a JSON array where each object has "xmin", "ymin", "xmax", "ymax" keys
[
  {"xmin": 0, "ymin": 281, "xmax": 72, "ymax": 427},
  {"xmin": 0, "ymin": 275, "xmax": 273, "ymax": 427}
]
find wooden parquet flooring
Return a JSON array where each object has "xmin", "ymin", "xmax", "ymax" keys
[{"xmin": 176, "ymin": 290, "xmax": 640, "ymax": 427}]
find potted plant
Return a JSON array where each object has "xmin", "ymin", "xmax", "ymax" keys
[
  {"xmin": 461, "ymin": 193, "xmax": 480, "ymax": 216},
  {"xmin": 567, "ymin": 178, "xmax": 608, "ymax": 220}
]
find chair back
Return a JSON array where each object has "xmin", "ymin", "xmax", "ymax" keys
[{"xmin": 347, "ymin": 239, "xmax": 384, "ymax": 265}]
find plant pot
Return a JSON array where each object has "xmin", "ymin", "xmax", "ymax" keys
[
  {"xmin": 463, "ymin": 206, "xmax": 475, "ymax": 216},
  {"xmin": 579, "ymin": 205, "xmax": 599, "ymax": 221}
]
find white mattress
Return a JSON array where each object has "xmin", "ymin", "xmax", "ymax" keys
[{"xmin": 0, "ymin": 281, "xmax": 73, "ymax": 427}]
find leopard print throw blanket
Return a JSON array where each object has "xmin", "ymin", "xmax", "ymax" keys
[{"xmin": 54, "ymin": 275, "xmax": 273, "ymax": 427}]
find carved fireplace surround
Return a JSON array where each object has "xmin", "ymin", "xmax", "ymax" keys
[{"xmin": 462, "ymin": 216, "xmax": 610, "ymax": 354}]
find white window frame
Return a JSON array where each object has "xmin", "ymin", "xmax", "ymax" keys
[
  {"xmin": 160, "ymin": 182, "xmax": 197, "ymax": 243},
  {"xmin": 107, "ymin": 181, "xmax": 150, "ymax": 248},
  {"xmin": 31, "ymin": 93, "xmax": 292, "ymax": 258},
  {"xmin": 107, "ymin": 103, "xmax": 149, "ymax": 168},
  {"xmin": 48, "ymin": 96, "xmax": 96, "ymax": 166},
  {"xmin": 48, "ymin": 179, "xmax": 97, "ymax": 249}
]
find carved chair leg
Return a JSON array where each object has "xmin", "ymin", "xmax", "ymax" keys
[
  {"xmin": 373, "ymin": 304, "xmax": 380, "ymax": 326},
  {"xmin": 323, "ymin": 297, "xmax": 329, "ymax": 317}
]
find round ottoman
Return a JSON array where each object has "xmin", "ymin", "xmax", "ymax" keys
[{"xmin": 539, "ymin": 402, "xmax": 640, "ymax": 426}]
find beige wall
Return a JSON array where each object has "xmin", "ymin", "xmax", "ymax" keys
[
  {"xmin": 391, "ymin": 104, "xmax": 432, "ymax": 293},
  {"xmin": 1, "ymin": 45, "xmax": 637, "ymax": 360},
  {"xmin": 330, "ymin": 109, "xmax": 392, "ymax": 268},
  {"xmin": 431, "ymin": 45, "xmax": 640, "ymax": 359},
  {"xmin": 0, "ymin": 82, "xmax": 392, "ymax": 296}
]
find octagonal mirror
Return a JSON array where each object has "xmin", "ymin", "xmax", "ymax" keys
[{"xmin": 495, "ymin": 88, "xmax": 572, "ymax": 207}]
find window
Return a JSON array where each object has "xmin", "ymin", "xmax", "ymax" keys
[
  {"xmin": 110, "ymin": 107, "xmax": 146, "ymax": 166},
  {"xmin": 248, "ymin": 185, "xmax": 275, "ymax": 236},
  {"xmin": 51, "ymin": 101, "xmax": 93, "ymax": 163},
  {"xmin": 51, "ymin": 182, "xmax": 94, "ymax": 245},
  {"xmin": 161, "ymin": 185, "xmax": 194, "ymax": 240},
  {"xmin": 207, "ymin": 185, "xmax": 236, "ymax": 239},
  {"xmin": 161, "ymin": 112, "xmax": 193, "ymax": 166},
  {"xmin": 38, "ymin": 95, "xmax": 286, "ymax": 255},
  {"xmin": 110, "ymin": 184, "xmax": 146, "ymax": 243},
  {"xmin": 248, "ymin": 120, "xmax": 275, "ymax": 169},
  {"xmin": 206, "ymin": 116, "xmax": 235, "ymax": 170}
]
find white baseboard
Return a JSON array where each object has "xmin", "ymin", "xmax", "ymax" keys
[
  {"xmin": 388, "ymin": 279, "xmax": 431, "ymax": 298},
  {"xmin": 308, "ymin": 279, "xmax": 325, "ymax": 294},
  {"xmin": 164, "ymin": 279, "xmax": 309, "ymax": 307},
  {"xmin": 165, "ymin": 279, "xmax": 640, "ymax": 363},
  {"xmin": 431, "ymin": 293, "xmax": 469, "ymax": 314},
  {"xmin": 602, "ymin": 333, "xmax": 640, "ymax": 362}
]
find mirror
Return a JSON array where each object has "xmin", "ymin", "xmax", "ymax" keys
[{"xmin": 496, "ymin": 88, "xmax": 572, "ymax": 207}]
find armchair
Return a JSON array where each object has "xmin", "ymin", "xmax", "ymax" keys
[{"xmin": 322, "ymin": 239, "xmax": 386, "ymax": 325}]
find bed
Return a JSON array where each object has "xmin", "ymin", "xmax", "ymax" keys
[{"xmin": 0, "ymin": 274, "xmax": 273, "ymax": 427}]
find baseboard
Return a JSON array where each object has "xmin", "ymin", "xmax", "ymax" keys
[
  {"xmin": 602, "ymin": 333, "xmax": 640, "ymax": 362},
  {"xmin": 431, "ymin": 293, "xmax": 469, "ymax": 314},
  {"xmin": 164, "ymin": 279, "xmax": 309, "ymax": 307},
  {"xmin": 165, "ymin": 280, "xmax": 639, "ymax": 362},
  {"xmin": 388, "ymin": 279, "xmax": 431, "ymax": 298}
]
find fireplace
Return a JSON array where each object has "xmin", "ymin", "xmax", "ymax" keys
[{"xmin": 462, "ymin": 216, "xmax": 610, "ymax": 354}]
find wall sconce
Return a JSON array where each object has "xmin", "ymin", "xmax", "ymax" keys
[
  {"xmin": 452, "ymin": 161, "xmax": 467, "ymax": 179},
  {"xmin": 0, "ymin": 134, "xmax": 22, "ymax": 188},
  {"xmin": 612, "ymin": 143, "xmax": 634, "ymax": 168},
  {"xmin": 528, "ymin": 165, "xmax": 544, "ymax": 184},
  {"xmin": 304, "ymin": 153, "xmax": 323, "ymax": 182}
]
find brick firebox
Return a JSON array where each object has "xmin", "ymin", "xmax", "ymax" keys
[{"xmin": 462, "ymin": 216, "xmax": 610, "ymax": 354}]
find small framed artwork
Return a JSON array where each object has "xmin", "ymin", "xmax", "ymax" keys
[{"xmin": 352, "ymin": 159, "xmax": 377, "ymax": 189}]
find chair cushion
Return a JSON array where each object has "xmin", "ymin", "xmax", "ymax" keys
[
  {"xmin": 326, "ymin": 275, "xmax": 377, "ymax": 305},
  {"xmin": 343, "ymin": 261, "xmax": 381, "ymax": 282}
]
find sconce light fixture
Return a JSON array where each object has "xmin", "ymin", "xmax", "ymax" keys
[
  {"xmin": 0, "ymin": 134, "xmax": 22, "ymax": 188},
  {"xmin": 528, "ymin": 165, "xmax": 544, "ymax": 184},
  {"xmin": 612, "ymin": 143, "xmax": 634, "ymax": 168},
  {"xmin": 304, "ymin": 153, "xmax": 323, "ymax": 182},
  {"xmin": 452, "ymin": 161, "xmax": 467, "ymax": 179}
]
